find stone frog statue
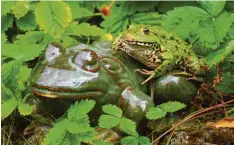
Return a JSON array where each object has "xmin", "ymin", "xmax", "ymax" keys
[{"xmin": 28, "ymin": 42, "xmax": 154, "ymax": 143}]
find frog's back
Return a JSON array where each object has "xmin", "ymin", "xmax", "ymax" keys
[{"xmin": 152, "ymin": 26, "xmax": 190, "ymax": 55}]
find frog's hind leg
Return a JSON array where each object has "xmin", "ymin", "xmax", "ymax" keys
[{"xmin": 186, "ymin": 53, "xmax": 207, "ymax": 76}]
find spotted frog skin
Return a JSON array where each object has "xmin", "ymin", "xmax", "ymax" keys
[
  {"xmin": 30, "ymin": 42, "xmax": 154, "ymax": 143},
  {"xmin": 114, "ymin": 24, "xmax": 207, "ymax": 84}
]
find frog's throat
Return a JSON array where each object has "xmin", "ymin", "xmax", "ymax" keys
[{"xmin": 32, "ymin": 86, "xmax": 105, "ymax": 99}]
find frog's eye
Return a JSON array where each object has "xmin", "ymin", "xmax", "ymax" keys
[
  {"xmin": 46, "ymin": 44, "xmax": 62, "ymax": 62},
  {"xmin": 73, "ymin": 49, "xmax": 100, "ymax": 72},
  {"xmin": 101, "ymin": 57, "xmax": 122, "ymax": 74},
  {"xmin": 143, "ymin": 28, "xmax": 149, "ymax": 34}
]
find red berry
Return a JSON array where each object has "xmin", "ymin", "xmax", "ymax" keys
[{"xmin": 101, "ymin": 6, "xmax": 110, "ymax": 16}]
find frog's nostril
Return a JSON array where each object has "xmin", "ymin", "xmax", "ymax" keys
[{"xmin": 73, "ymin": 49, "xmax": 100, "ymax": 72}]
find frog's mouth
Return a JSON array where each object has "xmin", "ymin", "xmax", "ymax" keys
[
  {"xmin": 124, "ymin": 40, "xmax": 155, "ymax": 47},
  {"xmin": 32, "ymin": 85, "xmax": 105, "ymax": 99}
]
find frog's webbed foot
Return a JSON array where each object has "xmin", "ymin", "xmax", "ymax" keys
[
  {"xmin": 135, "ymin": 69, "xmax": 154, "ymax": 76},
  {"xmin": 173, "ymin": 71, "xmax": 204, "ymax": 82},
  {"xmin": 135, "ymin": 69, "xmax": 156, "ymax": 84}
]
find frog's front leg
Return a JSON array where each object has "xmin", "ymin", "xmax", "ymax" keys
[{"xmin": 141, "ymin": 51, "xmax": 176, "ymax": 85}]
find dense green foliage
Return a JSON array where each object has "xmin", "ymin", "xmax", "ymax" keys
[{"xmin": 1, "ymin": 1, "xmax": 234, "ymax": 144}]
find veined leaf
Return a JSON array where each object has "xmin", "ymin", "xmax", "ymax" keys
[
  {"xmin": 121, "ymin": 136, "xmax": 138, "ymax": 145},
  {"xmin": 1, "ymin": 1, "xmax": 16, "ymax": 16},
  {"xmin": 76, "ymin": 128, "xmax": 97, "ymax": 143},
  {"xmin": 42, "ymin": 120, "xmax": 67, "ymax": 145},
  {"xmin": 199, "ymin": 1, "xmax": 226, "ymax": 16},
  {"xmin": 158, "ymin": 101, "xmax": 186, "ymax": 113},
  {"xmin": 18, "ymin": 102, "xmax": 33, "ymax": 116},
  {"xmin": 2, "ymin": 44, "xmax": 44, "ymax": 61},
  {"xmin": 1, "ymin": 14, "xmax": 14, "ymax": 32},
  {"xmin": 102, "ymin": 104, "xmax": 122, "ymax": 118},
  {"xmin": 192, "ymin": 12, "xmax": 233, "ymax": 49},
  {"xmin": 1, "ymin": 60, "xmax": 20, "ymax": 86},
  {"xmin": 14, "ymin": 31, "xmax": 53, "ymax": 46},
  {"xmin": 66, "ymin": 121, "xmax": 90, "ymax": 134},
  {"xmin": 146, "ymin": 107, "xmax": 166, "ymax": 120},
  {"xmin": 19, "ymin": 66, "xmax": 32, "ymax": 82},
  {"xmin": 98, "ymin": 115, "xmax": 120, "ymax": 129},
  {"xmin": 16, "ymin": 11, "xmax": 37, "ymax": 31},
  {"xmin": 35, "ymin": 1, "xmax": 72, "ymax": 38},
  {"xmin": 130, "ymin": 12, "xmax": 163, "ymax": 26},
  {"xmin": 138, "ymin": 136, "xmax": 151, "ymax": 145},
  {"xmin": 101, "ymin": 13, "xmax": 129, "ymax": 36},
  {"xmin": 163, "ymin": 6, "xmax": 209, "ymax": 39},
  {"xmin": 66, "ymin": 1, "xmax": 93, "ymax": 19},
  {"xmin": 119, "ymin": 118, "xmax": 137, "ymax": 136},
  {"xmin": 1, "ymin": 98, "xmax": 18, "ymax": 120},
  {"xmin": 60, "ymin": 133, "xmax": 81, "ymax": 145},
  {"xmin": 206, "ymin": 40, "xmax": 234, "ymax": 67},
  {"xmin": 12, "ymin": 1, "xmax": 30, "ymax": 19},
  {"xmin": 215, "ymin": 72, "xmax": 234, "ymax": 94},
  {"xmin": 64, "ymin": 23, "xmax": 106, "ymax": 37},
  {"xmin": 58, "ymin": 36, "xmax": 77, "ymax": 48},
  {"xmin": 67, "ymin": 100, "xmax": 95, "ymax": 122},
  {"xmin": 118, "ymin": 1, "xmax": 159, "ymax": 15}
]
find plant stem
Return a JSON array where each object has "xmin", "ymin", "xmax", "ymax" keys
[{"xmin": 151, "ymin": 99, "xmax": 234, "ymax": 144}]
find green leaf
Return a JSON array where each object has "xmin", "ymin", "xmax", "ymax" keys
[
  {"xmin": 1, "ymin": 1, "xmax": 16, "ymax": 16},
  {"xmin": 60, "ymin": 133, "xmax": 81, "ymax": 145},
  {"xmin": 101, "ymin": 13, "xmax": 129, "ymax": 36},
  {"xmin": 199, "ymin": 1, "xmax": 226, "ymax": 16},
  {"xmin": 163, "ymin": 6, "xmax": 209, "ymax": 39},
  {"xmin": 138, "ymin": 136, "xmax": 151, "ymax": 145},
  {"xmin": 66, "ymin": 1, "xmax": 93, "ymax": 19},
  {"xmin": 192, "ymin": 12, "xmax": 233, "ymax": 49},
  {"xmin": 130, "ymin": 12, "xmax": 163, "ymax": 26},
  {"xmin": 59, "ymin": 36, "xmax": 77, "ymax": 48},
  {"xmin": 67, "ymin": 100, "xmax": 95, "ymax": 122},
  {"xmin": 163, "ymin": 6, "xmax": 233, "ymax": 49},
  {"xmin": 119, "ymin": 118, "xmax": 137, "ymax": 136},
  {"xmin": 43, "ymin": 120, "xmax": 67, "ymax": 145},
  {"xmin": 1, "ymin": 98, "xmax": 18, "ymax": 120},
  {"xmin": 19, "ymin": 66, "xmax": 32, "ymax": 82},
  {"xmin": 206, "ymin": 40, "xmax": 234, "ymax": 67},
  {"xmin": 1, "ymin": 14, "xmax": 14, "ymax": 32},
  {"xmin": 102, "ymin": 104, "xmax": 122, "ymax": 118},
  {"xmin": 118, "ymin": 1, "xmax": 159, "ymax": 15},
  {"xmin": 98, "ymin": 115, "xmax": 120, "ymax": 129},
  {"xmin": 66, "ymin": 121, "xmax": 90, "ymax": 134},
  {"xmin": 158, "ymin": 101, "xmax": 186, "ymax": 113},
  {"xmin": 35, "ymin": 1, "xmax": 72, "ymax": 38},
  {"xmin": 2, "ymin": 33, "xmax": 7, "ymax": 44},
  {"xmin": 64, "ymin": 23, "xmax": 106, "ymax": 37},
  {"xmin": 215, "ymin": 72, "xmax": 234, "ymax": 94},
  {"xmin": 12, "ymin": 1, "xmax": 30, "ymax": 19},
  {"xmin": 2, "ymin": 44, "xmax": 45, "ymax": 61},
  {"xmin": 14, "ymin": 31, "xmax": 53, "ymax": 46},
  {"xmin": 16, "ymin": 11, "xmax": 37, "ymax": 31},
  {"xmin": 1, "ymin": 60, "xmax": 20, "ymax": 86},
  {"xmin": 146, "ymin": 107, "xmax": 167, "ymax": 120},
  {"xmin": 18, "ymin": 102, "xmax": 33, "ymax": 116},
  {"xmin": 77, "ymin": 128, "xmax": 97, "ymax": 143},
  {"xmin": 121, "ymin": 136, "xmax": 138, "ymax": 145}
]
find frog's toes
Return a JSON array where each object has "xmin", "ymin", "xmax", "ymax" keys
[
  {"xmin": 135, "ymin": 69, "xmax": 154, "ymax": 76},
  {"xmin": 141, "ymin": 73, "xmax": 156, "ymax": 85}
]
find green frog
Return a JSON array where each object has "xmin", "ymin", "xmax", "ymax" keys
[
  {"xmin": 29, "ymin": 42, "xmax": 154, "ymax": 143},
  {"xmin": 113, "ymin": 24, "xmax": 207, "ymax": 84}
]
